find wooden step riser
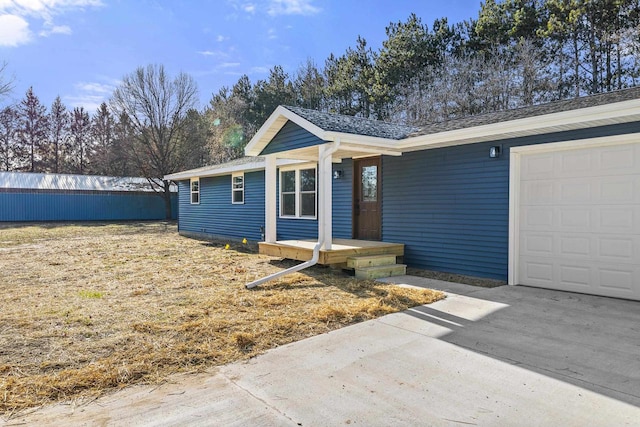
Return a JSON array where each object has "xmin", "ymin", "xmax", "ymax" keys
[
  {"xmin": 355, "ymin": 264, "xmax": 407, "ymax": 280},
  {"xmin": 347, "ymin": 255, "xmax": 397, "ymax": 268}
]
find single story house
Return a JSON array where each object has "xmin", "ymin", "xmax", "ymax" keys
[
  {"xmin": 0, "ymin": 172, "xmax": 178, "ymax": 222},
  {"xmin": 166, "ymin": 87, "xmax": 640, "ymax": 301}
]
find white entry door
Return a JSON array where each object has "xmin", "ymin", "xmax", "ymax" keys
[{"xmin": 514, "ymin": 138, "xmax": 640, "ymax": 300}]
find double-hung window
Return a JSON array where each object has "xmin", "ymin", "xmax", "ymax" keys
[
  {"xmin": 280, "ymin": 166, "xmax": 316, "ymax": 219},
  {"xmin": 190, "ymin": 178, "xmax": 200, "ymax": 204},
  {"xmin": 232, "ymin": 173, "xmax": 244, "ymax": 204}
]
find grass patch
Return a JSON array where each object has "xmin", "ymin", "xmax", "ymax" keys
[
  {"xmin": 78, "ymin": 290, "xmax": 104, "ymax": 299},
  {"xmin": 0, "ymin": 222, "xmax": 443, "ymax": 416}
]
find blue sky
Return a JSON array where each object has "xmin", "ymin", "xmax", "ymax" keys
[{"xmin": 0, "ymin": 0, "xmax": 482, "ymax": 112}]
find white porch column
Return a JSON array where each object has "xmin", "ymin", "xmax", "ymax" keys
[
  {"xmin": 318, "ymin": 144, "xmax": 333, "ymax": 250},
  {"xmin": 264, "ymin": 154, "xmax": 277, "ymax": 243}
]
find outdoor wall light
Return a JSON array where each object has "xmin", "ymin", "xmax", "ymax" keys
[
  {"xmin": 333, "ymin": 170, "xmax": 344, "ymax": 179},
  {"xmin": 489, "ymin": 145, "xmax": 502, "ymax": 158}
]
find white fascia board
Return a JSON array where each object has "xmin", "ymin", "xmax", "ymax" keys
[
  {"xmin": 400, "ymin": 98, "xmax": 640, "ymax": 151},
  {"xmin": 164, "ymin": 158, "xmax": 304, "ymax": 181},
  {"xmin": 323, "ymin": 131, "xmax": 402, "ymax": 147},
  {"xmin": 244, "ymin": 106, "xmax": 327, "ymax": 156},
  {"xmin": 337, "ymin": 142, "xmax": 402, "ymax": 156},
  {"xmin": 164, "ymin": 161, "xmax": 265, "ymax": 181}
]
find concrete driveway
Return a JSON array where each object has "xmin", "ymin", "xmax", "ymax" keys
[{"xmin": 6, "ymin": 278, "xmax": 640, "ymax": 426}]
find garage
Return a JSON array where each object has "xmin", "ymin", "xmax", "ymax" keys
[{"xmin": 510, "ymin": 134, "xmax": 640, "ymax": 301}]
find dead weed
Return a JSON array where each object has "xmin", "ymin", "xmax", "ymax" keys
[{"xmin": 0, "ymin": 222, "xmax": 443, "ymax": 415}]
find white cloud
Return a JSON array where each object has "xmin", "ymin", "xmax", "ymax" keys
[
  {"xmin": 65, "ymin": 79, "xmax": 116, "ymax": 112},
  {"xmin": 197, "ymin": 49, "xmax": 230, "ymax": 59},
  {"xmin": 216, "ymin": 34, "xmax": 228, "ymax": 42},
  {"xmin": 242, "ymin": 3, "xmax": 255, "ymax": 13},
  {"xmin": 39, "ymin": 23, "xmax": 71, "ymax": 36},
  {"xmin": 219, "ymin": 62, "xmax": 240, "ymax": 68},
  {"xmin": 64, "ymin": 94, "xmax": 103, "ymax": 112},
  {"xmin": 0, "ymin": 0, "xmax": 102, "ymax": 46},
  {"xmin": 250, "ymin": 66, "xmax": 269, "ymax": 74},
  {"xmin": 267, "ymin": 28, "xmax": 276, "ymax": 40},
  {"xmin": 75, "ymin": 81, "xmax": 113, "ymax": 94},
  {"xmin": 0, "ymin": 14, "xmax": 31, "ymax": 46},
  {"xmin": 267, "ymin": 0, "xmax": 320, "ymax": 16}
]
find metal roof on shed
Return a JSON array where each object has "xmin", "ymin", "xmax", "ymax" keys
[{"xmin": 0, "ymin": 172, "xmax": 177, "ymax": 192}]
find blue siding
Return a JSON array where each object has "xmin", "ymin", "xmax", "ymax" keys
[
  {"xmin": 260, "ymin": 121, "xmax": 325, "ymax": 155},
  {"xmin": 177, "ymin": 162, "xmax": 353, "ymax": 242},
  {"xmin": 332, "ymin": 159, "xmax": 353, "ymax": 239},
  {"xmin": 0, "ymin": 191, "xmax": 176, "ymax": 221},
  {"xmin": 383, "ymin": 122, "xmax": 640, "ymax": 280},
  {"xmin": 178, "ymin": 171, "xmax": 265, "ymax": 242}
]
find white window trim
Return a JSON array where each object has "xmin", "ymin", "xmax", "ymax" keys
[
  {"xmin": 190, "ymin": 177, "xmax": 200, "ymax": 205},
  {"xmin": 279, "ymin": 163, "xmax": 317, "ymax": 220},
  {"xmin": 232, "ymin": 172, "xmax": 244, "ymax": 204}
]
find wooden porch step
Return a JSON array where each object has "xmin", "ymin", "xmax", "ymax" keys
[
  {"xmin": 346, "ymin": 254, "xmax": 397, "ymax": 269},
  {"xmin": 354, "ymin": 264, "xmax": 407, "ymax": 280}
]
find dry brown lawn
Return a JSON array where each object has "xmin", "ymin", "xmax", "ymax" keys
[{"xmin": 0, "ymin": 222, "xmax": 444, "ymax": 416}]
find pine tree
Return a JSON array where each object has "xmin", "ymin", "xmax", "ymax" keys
[
  {"xmin": 68, "ymin": 107, "xmax": 92, "ymax": 174},
  {"xmin": 0, "ymin": 106, "xmax": 18, "ymax": 171},
  {"xmin": 48, "ymin": 96, "xmax": 69, "ymax": 173},
  {"xmin": 91, "ymin": 102, "xmax": 115, "ymax": 175},
  {"xmin": 17, "ymin": 87, "xmax": 48, "ymax": 172}
]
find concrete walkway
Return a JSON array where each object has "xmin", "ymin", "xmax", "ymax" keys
[{"xmin": 5, "ymin": 278, "xmax": 640, "ymax": 426}]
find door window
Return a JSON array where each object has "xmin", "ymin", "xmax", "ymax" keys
[{"xmin": 361, "ymin": 165, "xmax": 377, "ymax": 202}]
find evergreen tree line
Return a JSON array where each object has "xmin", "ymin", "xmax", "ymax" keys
[
  {"xmin": 0, "ymin": 87, "xmax": 208, "ymax": 176},
  {"xmin": 0, "ymin": 90, "xmax": 129, "ymax": 174}
]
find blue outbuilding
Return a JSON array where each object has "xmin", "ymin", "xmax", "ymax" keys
[
  {"xmin": 167, "ymin": 88, "xmax": 640, "ymax": 300},
  {"xmin": 0, "ymin": 172, "xmax": 177, "ymax": 222}
]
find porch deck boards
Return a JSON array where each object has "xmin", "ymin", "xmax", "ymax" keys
[{"xmin": 258, "ymin": 239, "xmax": 404, "ymax": 265}]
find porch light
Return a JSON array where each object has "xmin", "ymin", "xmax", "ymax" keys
[
  {"xmin": 333, "ymin": 170, "xmax": 343, "ymax": 179},
  {"xmin": 489, "ymin": 145, "xmax": 502, "ymax": 158}
]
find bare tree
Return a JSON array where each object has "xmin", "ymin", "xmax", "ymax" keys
[
  {"xmin": 90, "ymin": 102, "xmax": 116, "ymax": 175},
  {"xmin": 48, "ymin": 96, "xmax": 69, "ymax": 173},
  {"xmin": 0, "ymin": 106, "xmax": 18, "ymax": 171},
  {"xmin": 17, "ymin": 87, "xmax": 48, "ymax": 172},
  {"xmin": 110, "ymin": 64, "xmax": 198, "ymax": 219},
  {"xmin": 68, "ymin": 107, "xmax": 92, "ymax": 173},
  {"xmin": 0, "ymin": 62, "xmax": 14, "ymax": 100}
]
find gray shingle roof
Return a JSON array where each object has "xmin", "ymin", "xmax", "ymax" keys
[
  {"xmin": 283, "ymin": 106, "xmax": 418, "ymax": 140},
  {"xmin": 164, "ymin": 156, "xmax": 267, "ymax": 180},
  {"xmin": 410, "ymin": 86, "xmax": 640, "ymax": 137},
  {"xmin": 175, "ymin": 156, "xmax": 264, "ymax": 175}
]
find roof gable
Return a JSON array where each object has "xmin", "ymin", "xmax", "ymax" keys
[
  {"xmin": 244, "ymin": 106, "xmax": 416, "ymax": 156},
  {"xmin": 260, "ymin": 120, "xmax": 325, "ymax": 155}
]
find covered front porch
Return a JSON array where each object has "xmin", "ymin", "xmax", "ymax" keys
[
  {"xmin": 259, "ymin": 238, "xmax": 405, "ymax": 265},
  {"xmin": 242, "ymin": 106, "xmax": 416, "ymax": 283}
]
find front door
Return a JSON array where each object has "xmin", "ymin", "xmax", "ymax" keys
[{"xmin": 353, "ymin": 157, "xmax": 381, "ymax": 240}]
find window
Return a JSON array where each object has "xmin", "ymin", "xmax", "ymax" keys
[
  {"xmin": 232, "ymin": 173, "xmax": 244, "ymax": 204},
  {"xmin": 190, "ymin": 178, "xmax": 200, "ymax": 204},
  {"xmin": 280, "ymin": 166, "xmax": 316, "ymax": 219},
  {"xmin": 361, "ymin": 165, "xmax": 378, "ymax": 202}
]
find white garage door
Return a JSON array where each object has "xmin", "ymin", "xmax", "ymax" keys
[{"xmin": 517, "ymin": 140, "xmax": 640, "ymax": 300}]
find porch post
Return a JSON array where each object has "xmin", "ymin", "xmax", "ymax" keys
[
  {"xmin": 318, "ymin": 144, "xmax": 333, "ymax": 250},
  {"xmin": 265, "ymin": 154, "xmax": 277, "ymax": 243}
]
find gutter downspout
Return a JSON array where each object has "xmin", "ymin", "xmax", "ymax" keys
[{"xmin": 246, "ymin": 139, "xmax": 341, "ymax": 289}]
